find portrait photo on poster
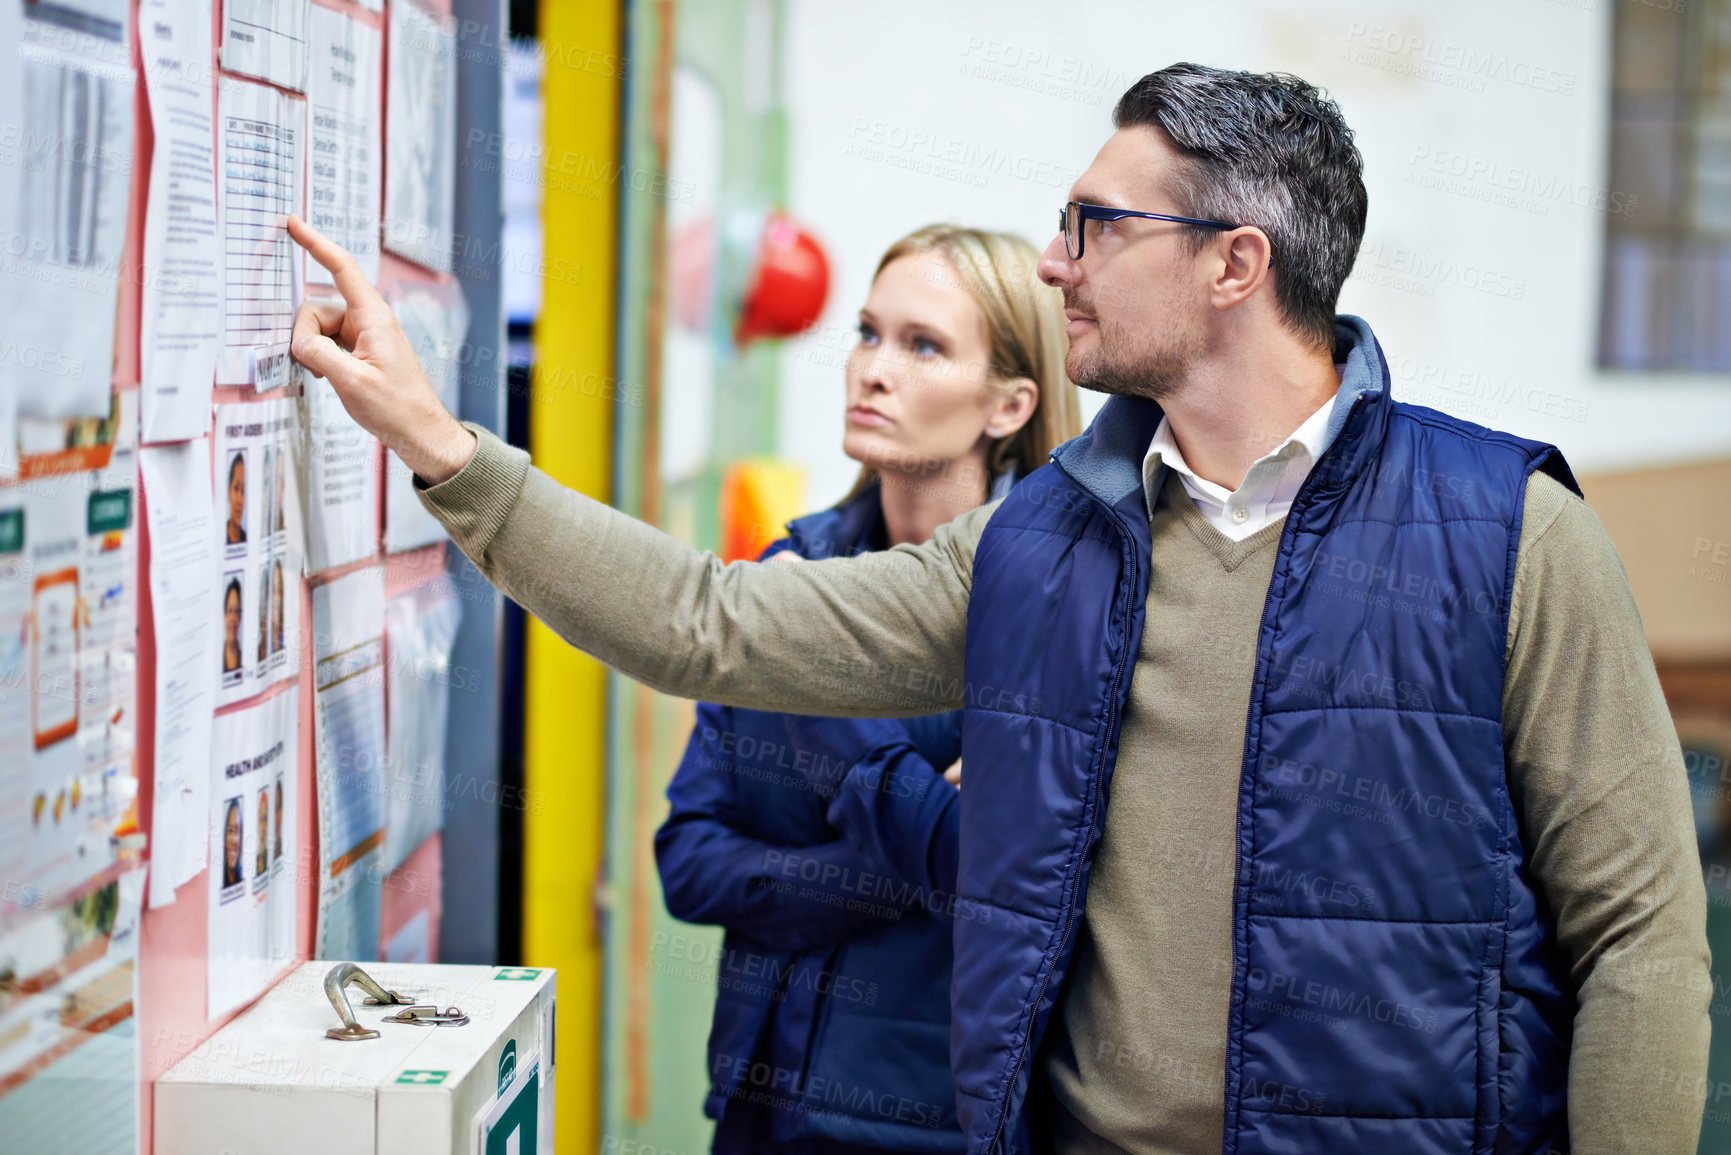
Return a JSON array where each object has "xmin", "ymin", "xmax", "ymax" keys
[
  {"xmin": 214, "ymin": 398, "xmax": 305, "ymax": 706},
  {"xmin": 220, "ymin": 794, "xmax": 243, "ymax": 893}
]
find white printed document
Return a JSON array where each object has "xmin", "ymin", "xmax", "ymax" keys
[
  {"xmin": 384, "ymin": 0, "xmax": 456, "ymax": 273},
  {"xmin": 307, "ymin": 6, "xmax": 382, "ymax": 286},
  {"xmin": 207, "ymin": 686, "xmax": 298, "ymax": 1016},
  {"xmin": 217, "ymin": 77, "xmax": 306, "ymax": 391},
  {"xmin": 3, "ymin": 8, "xmax": 136, "ymax": 419},
  {"xmin": 221, "ymin": 0, "xmax": 311, "ymax": 93},
  {"xmin": 139, "ymin": 0, "xmax": 223, "ymax": 440},
  {"xmin": 141, "ymin": 438, "xmax": 216, "ymax": 908}
]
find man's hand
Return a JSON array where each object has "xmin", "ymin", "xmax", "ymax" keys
[{"xmin": 286, "ymin": 214, "xmax": 476, "ymax": 485}]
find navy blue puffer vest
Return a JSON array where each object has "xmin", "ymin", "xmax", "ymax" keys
[{"xmin": 951, "ymin": 317, "xmax": 1580, "ymax": 1155}]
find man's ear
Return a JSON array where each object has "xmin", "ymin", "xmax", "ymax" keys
[
  {"xmin": 1211, "ymin": 226, "xmax": 1274, "ymax": 311},
  {"xmin": 986, "ymin": 377, "xmax": 1040, "ymax": 439}
]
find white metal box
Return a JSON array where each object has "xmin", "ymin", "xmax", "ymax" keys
[{"xmin": 155, "ymin": 961, "xmax": 555, "ymax": 1155}]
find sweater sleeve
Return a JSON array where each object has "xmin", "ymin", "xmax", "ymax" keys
[
  {"xmin": 416, "ymin": 423, "xmax": 987, "ymax": 717},
  {"xmin": 654, "ymin": 702, "xmax": 909, "ymax": 951},
  {"xmin": 1503, "ymin": 473, "xmax": 1711, "ymax": 1154},
  {"xmin": 780, "ymin": 713, "xmax": 963, "ymax": 921}
]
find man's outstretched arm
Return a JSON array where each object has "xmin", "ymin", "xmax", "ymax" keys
[
  {"xmin": 282, "ymin": 213, "xmax": 981, "ymax": 718},
  {"xmin": 1505, "ymin": 474, "xmax": 1712, "ymax": 1154},
  {"xmin": 417, "ymin": 423, "xmax": 986, "ymax": 717}
]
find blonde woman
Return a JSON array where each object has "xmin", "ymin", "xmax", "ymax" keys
[{"xmin": 654, "ymin": 225, "xmax": 1079, "ymax": 1155}]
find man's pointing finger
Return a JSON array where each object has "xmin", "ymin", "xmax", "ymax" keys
[{"xmin": 286, "ymin": 214, "xmax": 382, "ymax": 312}]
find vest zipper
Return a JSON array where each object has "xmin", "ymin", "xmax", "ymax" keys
[
  {"xmin": 1221, "ymin": 392, "xmax": 1369, "ymax": 1153},
  {"xmin": 987, "ymin": 468, "xmax": 1140, "ymax": 1155}
]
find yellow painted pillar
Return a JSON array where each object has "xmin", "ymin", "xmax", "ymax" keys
[{"xmin": 528, "ymin": 1, "xmax": 620, "ymax": 1150}]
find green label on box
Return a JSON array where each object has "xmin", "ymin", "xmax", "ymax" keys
[
  {"xmin": 396, "ymin": 1070, "xmax": 449, "ymax": 1085},
  {"xmin": 0, "ymin": 509, "xmax": 21, "ymax": 555},
  {"xmin": 494, "ymin": 967, "xmax": 540, "ymax": 981}
]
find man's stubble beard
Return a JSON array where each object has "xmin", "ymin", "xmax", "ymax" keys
[{"xmin": 1064, "ymin": 309, "xmax": 1203, "ymax": 404}]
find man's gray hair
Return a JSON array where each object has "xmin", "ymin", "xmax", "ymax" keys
[{"xmin": 1114, "ymin": 63, "xmax": 1368, "ymax": 350}]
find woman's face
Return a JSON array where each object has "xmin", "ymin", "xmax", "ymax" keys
[
  {"xmin": 224, "ymin": 588, "xmax": 241, "ymax": 643},
  {"xmin": 225, "ymin": 806, "xmax": 241, "ymax": 868},
  {"xmin": 843, "ymin": 252, "xmax": 1033, "ymax": 481},
  {"xmin": 228, "ymin": 459, "xmax": 246, "ymax": 528}
]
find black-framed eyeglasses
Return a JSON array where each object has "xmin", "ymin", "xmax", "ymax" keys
[{"xmin": 1058, "ymin": 200, "xmax": 1239, "ymax": 261}]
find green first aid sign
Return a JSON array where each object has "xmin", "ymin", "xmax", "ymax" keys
[
  {"xmin": 481, "ymin": 1063, "xmax": 539, "ymax": 1155},
  {"xmin": 494, "ymin": 968, "xmax": 540, "ymax": 981},
  {"xmin": 396, "ymin": 1070, "xmax": 449, "ymax": 1085}
]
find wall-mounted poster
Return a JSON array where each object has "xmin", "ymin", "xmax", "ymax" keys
[
  {"xmin": 0, "ymin": 867, "xmax": 144, "ymax": 1155},
  {"xmin": 141, "ymin": 438, "xmax": 217, "ymax": 909},
  {"xmin": 382, "ymin": 575, "xmax": 461, "ymax": 873},
  {"xmin": 207, "ymin": 687, "xmax": 299, "ymax": 1017},
  {"xmin": 313, "ymin": 566, "xmax": 386, "ymax": 961},
  {"xmin": 306, "ymin": 5, "xmax": 382, "ymax": 286},
  {"xmin": 220, "ymin": 0, "xmax": 311, "ymax": 93},
  {"xmin": 383, "ymin": 280, "xmax": 467, "ymax": 553},
  {"xmin": 4, "ymin": 1, "xmax": 136, "ymax": 420},
  {"xmin": 213, "ymin": 398, "xmax": 304, "ymax": 707},
  {"xmin": 216, "ymin": 76, "xmax": 306, "ymax": 390},
  {"xmin": 0, "ymin": 392, "xmax": 138, "ymax": 912},
  {"xmin": 384, "ymin": 0, "xmax": 456, "ymax": 273}
]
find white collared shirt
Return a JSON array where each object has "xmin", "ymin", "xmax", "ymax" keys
[{"xmin": 1141, "ymin": 390, "xmax": 1338, "ymax": 541}]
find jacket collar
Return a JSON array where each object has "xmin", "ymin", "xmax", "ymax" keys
[
  {"xmin": 1051, "ymin": 314, "xmax": 1392, "ymax": 509},
  {"xmin": 784, "ymin": 483, "xmax": 888, "ymax": 560},
  {"xmin": 784, "ymin": 465, "xmax": 1023, "ymax": 559}
]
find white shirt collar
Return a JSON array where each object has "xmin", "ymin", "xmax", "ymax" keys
[{"xmin": 1141, "ymin": 388, "xmax": 1338, "ymax": 537}]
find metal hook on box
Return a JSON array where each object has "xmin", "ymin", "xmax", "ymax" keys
[
  {"xmin": 323, "ymin": 962, "xmax": 415, "ymax": 1042},
  {"xmin": 381, "ymin": 1004, "xmax": 470, "ymax": 1027}
]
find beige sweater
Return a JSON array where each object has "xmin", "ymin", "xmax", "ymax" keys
[{"xmin": 420, "ymin": 424, "xmax": 1711, "ymax": 1153}]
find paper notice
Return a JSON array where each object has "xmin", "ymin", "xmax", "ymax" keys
[
  {"xmin": 4, "ymin": 392, "xmax": 139, "ymax": 907},
  {"xmin": 306, "ymin": 6, "xmax": 382, "ymax": 286},
  {"xmin": 303, "ymin": 374, "xmax": 379, "ymax": 572},
  {"xmin": 0, "ymin": 866, "xmax": 146, "ymax": 1155},
  {"xmin": 383, "ymin": 280, "xmax": 466, "ymax": 552},
  {"xmin": 207, "ymin": 686, "xmax": 298, "ymax": 1016},
  {"xmin": 2, "ymin": 9, "xmax": 136, "ymax": 419},
  {"xmin": 139, "ymin": 0, "xmax": 223, "ymax": 441},
  {"xmin": 0, "ymin": 0, "xmax": 22, "ymax": 474},
  {"xmin": 213, "ymin": 397, "xmax": 304, "ymax": 707},
  {"xmin": 216, "ymin": 77, "xmax": 306, "ymax": 389},
  {"xmin": 384, "ymin": 0, "xmax": 457, "ymax": 273},
  {"xmin": 220, "ymin": 0, "xmax": 312, "ymax": 93},
  {"xmin": 382, "ymin": 575, "xmax": 460, "ymax": 872},
  {"xmin": 313, "ymin": 566, "xmax": 387, "ymax": 961},
  {"xmin": 141, "ymin": 439, "xmax": 217, "ymax": 908}
]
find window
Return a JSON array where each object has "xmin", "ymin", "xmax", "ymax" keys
[{"xmin": 1600, "ymin": 0, "xmax": 1731, "ymax": 371}]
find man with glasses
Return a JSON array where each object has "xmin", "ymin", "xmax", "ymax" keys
[{"xmin": 289, "ymin": 62, "xmax": 1708, "ymax": 1155}]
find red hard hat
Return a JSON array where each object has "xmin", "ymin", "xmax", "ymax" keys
[{"xmin": 736, "ymin": 212, "xmax": 830, "ymax": 344}]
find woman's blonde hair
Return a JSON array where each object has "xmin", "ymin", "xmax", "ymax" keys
[{"xmin": 840, "ymin": 224, "xmax": 1082, "ymax": 504}]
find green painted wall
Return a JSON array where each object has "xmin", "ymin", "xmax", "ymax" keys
[{"xmin": 603, "ymin": 1, "xmax": 790, "ymax": 1151}]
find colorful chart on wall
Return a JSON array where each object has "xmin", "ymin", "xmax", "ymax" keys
[
  {"xmin": 1, "ymin": 391, "xmax": 139, "ymax": 915},
  {"xmin": 0, "ymin": 867, "xmax": 144, "ymax": 1155}
]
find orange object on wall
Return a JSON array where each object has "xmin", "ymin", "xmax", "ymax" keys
[{"xmin": 719, "ymin": 459, "xmax": 808, "ymax": 563}]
